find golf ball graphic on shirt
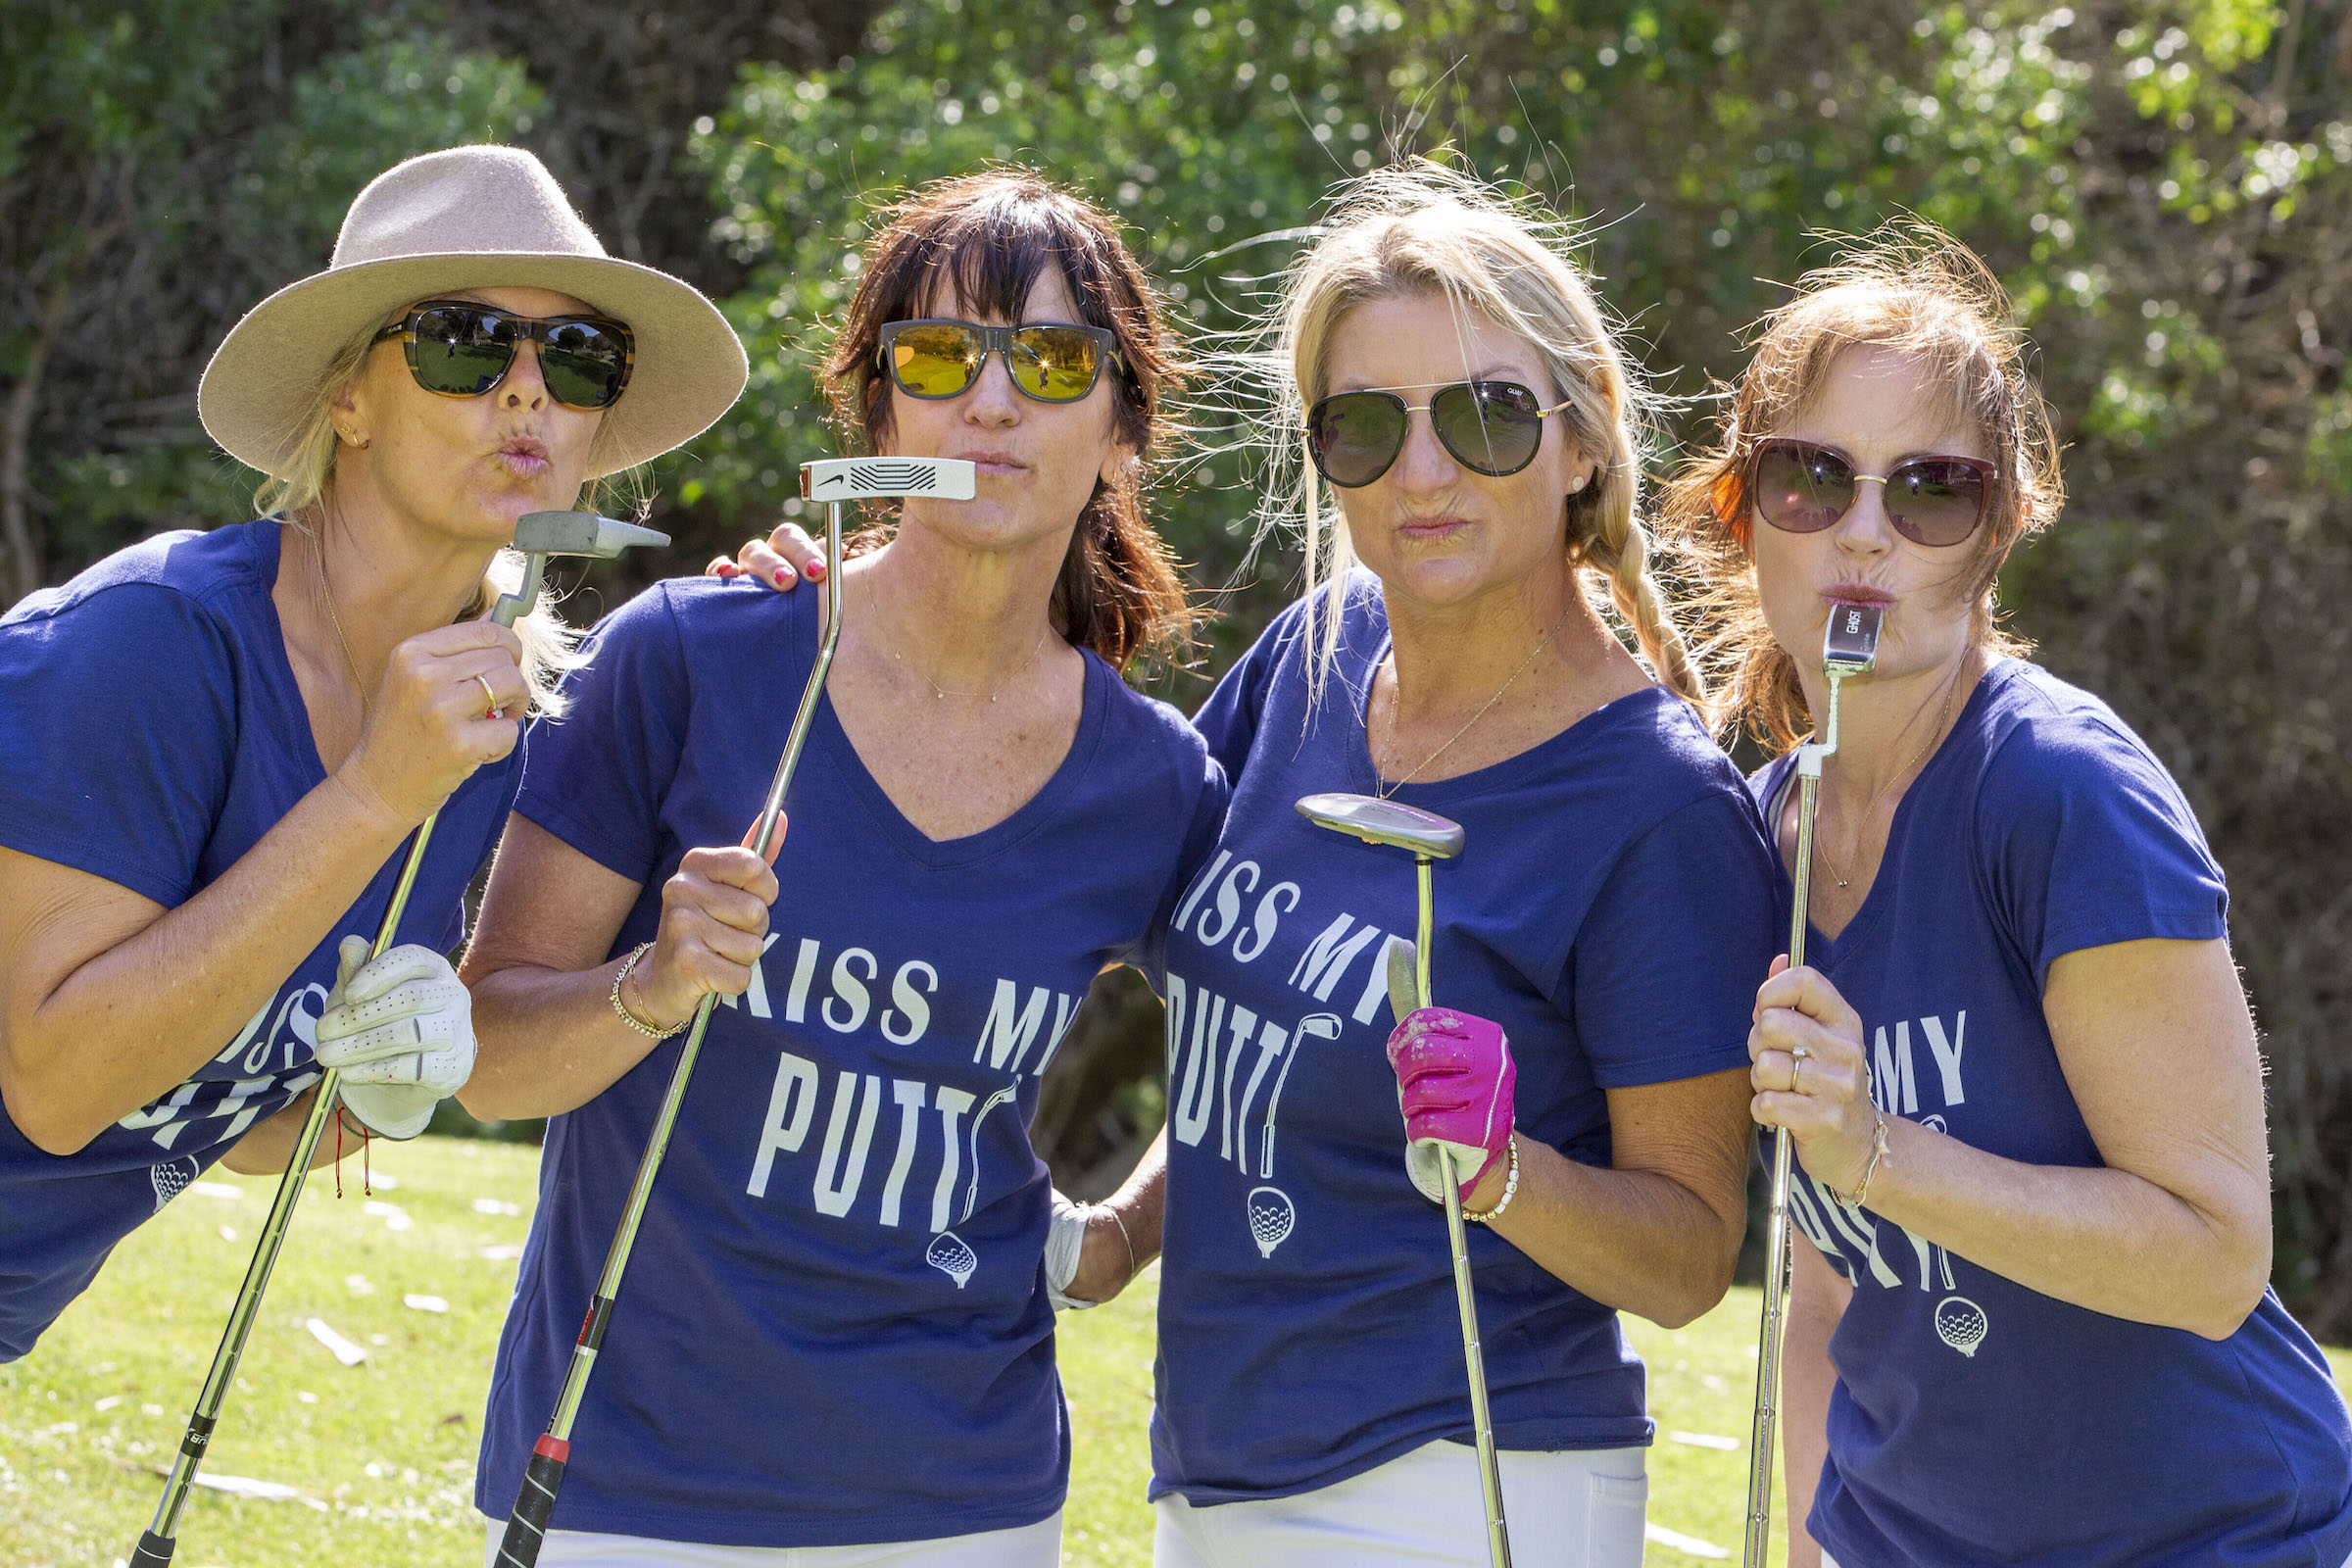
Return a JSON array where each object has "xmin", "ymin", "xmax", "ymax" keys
[
  {"xmin": 1246, "ymin": 1187, "xmax": 1296, "ymax": 1258},
  {"xmin": 1933, "ymin": 1245, "xmax": 1988, "ymax": 1356},
  {"xmin": 926, "ymin": 1231, "xmax": 978, "ymax": 1289},
  {"xmin": 150, "ymin": 1156, "xmax": 199, "ymax": 1212}
]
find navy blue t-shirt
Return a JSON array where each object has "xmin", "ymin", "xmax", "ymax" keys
[
  {"xmin": 0, "ymin": 521, "xmax": 518, "ymax": 1360},
  {"xmin": 476, "ymin": 576, "xmax": 1225, "ymax": 1546},
  {"xmin": 1149, "ymin": 578, "xmax": 1779, "ymax": 1504},
  {"xmin": 1753, "ymin": 660, "xmax": 2352, "ymax": 1568}
]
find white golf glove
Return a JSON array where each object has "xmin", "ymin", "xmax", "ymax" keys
[
  {"xmin": 313, "ymin": 935, "xmax": 475, "ymax": 1140},
  {"xmin": 1045, "ymin": 1189, "xmax": 1099, "ymax": 1311}
]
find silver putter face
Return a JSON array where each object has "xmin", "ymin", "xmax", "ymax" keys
[
  {"xmin": 512, "ymin": 511, "xmax": 671, "ymax": 559},
  {"xmin": 1823, "ymin": 600, "xmax": 1885, "ymax": 675},
  {"xmin": 1296, "ymin": 792, "xmax": 1465, "ymax": 859},
  {"xmin": 799, "ymin": 457, "xmax": 979, "ymax": 502}
]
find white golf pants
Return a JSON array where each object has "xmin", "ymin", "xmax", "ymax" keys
[
  {"xmin": 480, "ymin": 1512, "xmax": 1060, "ymax": 1567},
  {"xmin": 1152, "ymin": 1440, "xmax": 1647, "ymax": 1568}
]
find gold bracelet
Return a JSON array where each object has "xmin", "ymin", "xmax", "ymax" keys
[
  {"xmin": 1829, "ymin": 1110, "xmax": 1889, "ymax": 1210},
  {"xmin": 1465, "ymin": 1136, "xmax": 1520, "ymax": 1224},
  {"xmin": 610, "ymin": 942, "xmax": 686, "ymax": 1040}
]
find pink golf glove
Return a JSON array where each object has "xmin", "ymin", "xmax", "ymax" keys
[{"xmin": 1385, "ymin": 1006, "xmax": 1516, "ymax": 1205}]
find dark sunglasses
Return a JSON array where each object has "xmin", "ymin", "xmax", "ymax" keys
[
  {"xmin": 1305, "ymin": 380, "xmax": 1573, "ymax": 488},
  {"xmin": 1748, "ymin": 438, "xmax": 1994, "ymax": 548},
  {"xmin": 372, "ymin": 300, "xmax": 635, "ymax": 411},
  {"xmin": 877, "ymin": 318, "xmax": 1124, "ymax": 403}
]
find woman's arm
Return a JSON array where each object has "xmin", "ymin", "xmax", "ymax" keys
[
  {"xmin": 0, "ymin": 618, "xmax": 525, "ymax": 1155},
  {"xmin": 457, "ymin": 816, "xmax": 780, "ymax": 1120},
  {"xmin": 1782, "ymin": 1236, "xmax": 1851, "ymax": 1568},
  {"xmin": 218, "ymin": 1090, "xmax": 373, "ymax": 1175},
  {"xmin": 1062, "ymin": 1126, "xmax": 1167, "ymax": 1304},
  {"xmin": 1751, "ymin": 937, "xmax": 2272, "ymax": 1340},
  {"xmin": 1475, "ymin": 1066, "xmax": 1752, "ymax": 1329}
]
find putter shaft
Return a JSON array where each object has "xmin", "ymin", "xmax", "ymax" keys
[{"xmin": 499, "ymin": 500, "xmax": 848, "ymax": 1568}]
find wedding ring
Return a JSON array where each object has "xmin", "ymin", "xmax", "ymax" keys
[
  {"xmin": 474, "ymin": 672, "xmax": 501, "ymax": 715},
  {"xmin": 1790, "ymin": 1046, "xmax": 1809, "ymax": 1094}
]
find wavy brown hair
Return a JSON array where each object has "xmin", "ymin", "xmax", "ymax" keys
[
  {"xmin": 820, "ymin": 171, "xmax": 1196, "ymax": 669},
  {"xmin": 1660, "ymin": 223, "xmax": 2064, "ymax": 751}
]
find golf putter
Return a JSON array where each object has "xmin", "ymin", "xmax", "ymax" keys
[
  {"xmin": 1741, "ymin": 601, "xmax": 1882, "ymax": 1568},
  {"xmin": 1296, "ymin": 794, "xmax": 1509, "ymax": 1568},
  {"xmin": 132, "ymin": 511, "xmax": 666, "ymax": 1568},
  {"xmin": 498, "ymin": 458, "xmax": 974, "ymax": 1567}
]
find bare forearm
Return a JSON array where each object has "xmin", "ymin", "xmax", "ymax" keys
[
  {"xmin": 217, "ymin": 1090, "xmax": 372, "ymax": 1175},
  {"xmin": 1487, "ymin": 1137, "xmax": 1741, "ymax": 1328},
  {"xmin": 1865, "ymin": 1117, "xmax": 2269, "ymax": 1338},
  {"xmin": 3, "ymin": 779, "xmax": 412, "ymax": 1152},
  {"xmin": 460, "ymin": 957, "xmax": 664, "ymax": 1120},
  {"xmin": 1106, "ymin": 1126, "xmax": 1166, "ymax": 1260}
]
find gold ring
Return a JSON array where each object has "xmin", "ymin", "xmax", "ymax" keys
[
  {"xmin": 1790, "ymin": 1046, "xmax": 1809, "ymax": 1094},
  {"xmin": 474, "ymin": 672, "xmax": 500, "ymax": 715}
]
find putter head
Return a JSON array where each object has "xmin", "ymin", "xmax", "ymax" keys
[
  {"xmin": 1383, "ymin": 935, "xmax": 1418, "ymax": 1024},
  {"xmin": 1295, "ymin": 792, "xmax": 1465, "ymax": 860},
  {"xmin": 799, "ymin": 457, "xmax": 978, "ymax": 502},
  {"xmin": 1823, "ymin": 601, "xmax": 1885, "ymax": 676},
  {"xmin": 511, "ymin": 511, "xmax": 670, "ymax": 560}
]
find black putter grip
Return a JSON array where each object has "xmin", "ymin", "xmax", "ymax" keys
[
  {"xmin": 497, "ymin": 1439, "xmax": 569, "ymax": 1567},
  {"xmin": 128, "ymin": 1531, "xmax": 175, "ymax": 1567}
]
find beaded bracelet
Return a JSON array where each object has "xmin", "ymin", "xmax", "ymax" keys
[
  {"xmin": 610, "ymin": 942, "xmax": 687, "ymax": 1041},
  {"xmin": 1830, "ymin": 1110, "xmax": 1889, "ymax": 1210},
  {"xmin": 1465, "ymin": 1137, "xmax": 1520, "ymax": 1225}
]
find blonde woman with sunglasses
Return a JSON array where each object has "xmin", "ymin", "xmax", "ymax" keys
[
  {"xmin": 0, "ymin": 146, "xmax": 743, "ymax": 1362},
  {"xmin": 1666, "ymin": 227, "xmax": 2352, "ymax": 1568}
]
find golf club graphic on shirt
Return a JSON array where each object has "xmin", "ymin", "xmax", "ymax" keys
[
  {"xmin": 1244, "ymin": 1012, "xmax": 1340, "ymax": 1257},
  {"xmin": 1934, "ymin": 1245, "xmax": 1988, "ymax": 1357},
  {"xmin": 150, "ymin": 1156, "xmax": 199, "ymax": 1212},
  {"xmin": 928, "ymin": 1079, "xmax": 1016, "ymax": 1287}
]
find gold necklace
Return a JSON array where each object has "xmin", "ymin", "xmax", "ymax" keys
[
  {"xmin": 316, "ymin": 533, "xmax": 372, "ymax": 719},
  {"xmin": 1816, "ymin": 662, "xmax": 1965, "ymax": 889},
  {"xmin": 879, "ymin": 612, "xmax": 1051, "ymax": 703},
  {"xmin": 1376, "ymin": 604, "xmax": 1570, "ymax": 798}
]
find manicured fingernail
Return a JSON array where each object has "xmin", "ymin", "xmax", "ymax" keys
[
  {"xmin": 806, "ymin": 562, "xmax": 825, "ymax": 580},
  {"xmin": 715, "ymin": 564, "xmax": 740, "ymax": 577},
  {"xmin": 773, "ymin": 569, "xmax": 793, "ymax": 587}
]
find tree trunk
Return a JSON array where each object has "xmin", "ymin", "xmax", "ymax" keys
[{"xmin": 0, "ymin": 279, "xmax": 71, "ymax": 605}]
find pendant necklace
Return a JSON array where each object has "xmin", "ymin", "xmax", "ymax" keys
[{"xmin": 1376, "ymin": 604, "xmax": 1570, "ymax": 799}]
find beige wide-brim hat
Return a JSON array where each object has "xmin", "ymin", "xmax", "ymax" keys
[{"xmin": 199, "ymin": 144, "xmax": 748, "ymax": 478}]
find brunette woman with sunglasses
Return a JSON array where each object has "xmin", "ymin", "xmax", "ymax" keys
[
  {"xmin": 0, "ymin": 146, "xmax": 744, "ymax": 1363},
  {"xmin": 458, "ymin": 172, "xmax": 1221, "ymax": 1566},
  {"xmin": 1665, "ymin": 228, "xmax": 2352, "ymax": 1568}
]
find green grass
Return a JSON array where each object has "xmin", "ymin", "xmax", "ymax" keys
[{"xmin": 7, "ymin": 1138, "xmax": 2349, "ymax": 1567}]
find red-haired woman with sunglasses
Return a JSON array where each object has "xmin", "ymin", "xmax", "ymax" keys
[
  {"xmin": 0, "ymin": 146, "xmax": 742, "ymax": 1363},
  {"xmin": 1665, "ymin": 228, "xmax": 2352, "ymax": 1568},
  {"xmin": 459, "ymin": 172, "xmax": 1222, "ymax": 1566}
]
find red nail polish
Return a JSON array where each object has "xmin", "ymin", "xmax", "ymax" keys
[
  {"xmin": 806, "ymin": 562, "xmax": 825, "ymax": 581},
  {"xmin": 773, "ymin": 569, "xmax": 793, "ymax": 587},
  {"xmin": 716, "ymin": 564, "xmax": 739, "ymax": 577}
]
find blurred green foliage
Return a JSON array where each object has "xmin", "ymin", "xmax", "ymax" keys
[{"xmin": 8, "ymin": 0, "xmax": 2352, "ymax": 1321}]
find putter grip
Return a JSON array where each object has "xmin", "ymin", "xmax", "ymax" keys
[
  {"xmin": 128, "ymin": 1531, "xmax": 175, "ymax": 1567},
  {"xmin": 497, "ymin": 1440, "xmax": 569, "ymax": 1567}
]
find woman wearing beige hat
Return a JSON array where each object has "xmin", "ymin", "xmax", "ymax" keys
[{"xmin": 0, "ymin": 143, "xmax": 744, "ymax": 1363}]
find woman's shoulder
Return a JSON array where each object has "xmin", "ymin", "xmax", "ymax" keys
[
  {"xmin": 1088, "ymin": 657, "xmax": 1218, "ymax": 782},
  {"xmin": 1967, "ymin": 660, "xmax": 2193, "ymax": 815},
  {"xmin": 1586, "ymin": 684, "xmax": 1759, "ymax": 817},
  {"xmin": 2, "ymin": 523, "xmax": 270, "ymax": 638}
]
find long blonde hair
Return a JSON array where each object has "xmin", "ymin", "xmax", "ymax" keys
[
  {"xmin": 1272, "ymin": 163, "xmax": 1703, "ymax": 710},
  {"xmin": 253, "ymin": 317, "xmax": 605, "ymax": 715},
  {"xmin": 1659, "ymin": 223, "xmax": 2063, "ymax": 751}
]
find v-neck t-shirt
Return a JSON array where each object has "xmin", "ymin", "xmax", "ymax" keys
[
  {"xmin": 0, "ymin": 519, "xmax": 520, "ymax": 1360},
  {"xmin": 477, "ymin": 574, "xmax": 1225, "ymax": 1547},
  {"xmin": 1148, "ymin": 577, "xmax": 1780, "ymax": 1505},
  {"xmin": 1751, "ymin": 658, "xmax": 2352, "ymax": 1568}
]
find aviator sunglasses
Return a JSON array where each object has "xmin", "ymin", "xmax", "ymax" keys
[
  {"xmin": 372, "ymin": 300, "xmax": 636, "ymax": 411},
  {"xmin": 877, "ymin": 318, "xmax": 1125, "ymax": 403},
  {"xmin": 1748, "ymin": 437, "xmax": 1995, "ymax": 548},
  {"xmin": 1306, "ymin": 380, "xmax": 1574, "ymax": 488}
]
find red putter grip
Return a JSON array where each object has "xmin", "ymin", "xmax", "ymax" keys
[{"xmin": 497, "ymin": 1435, "xmax": 570, "ymax": 1567}]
